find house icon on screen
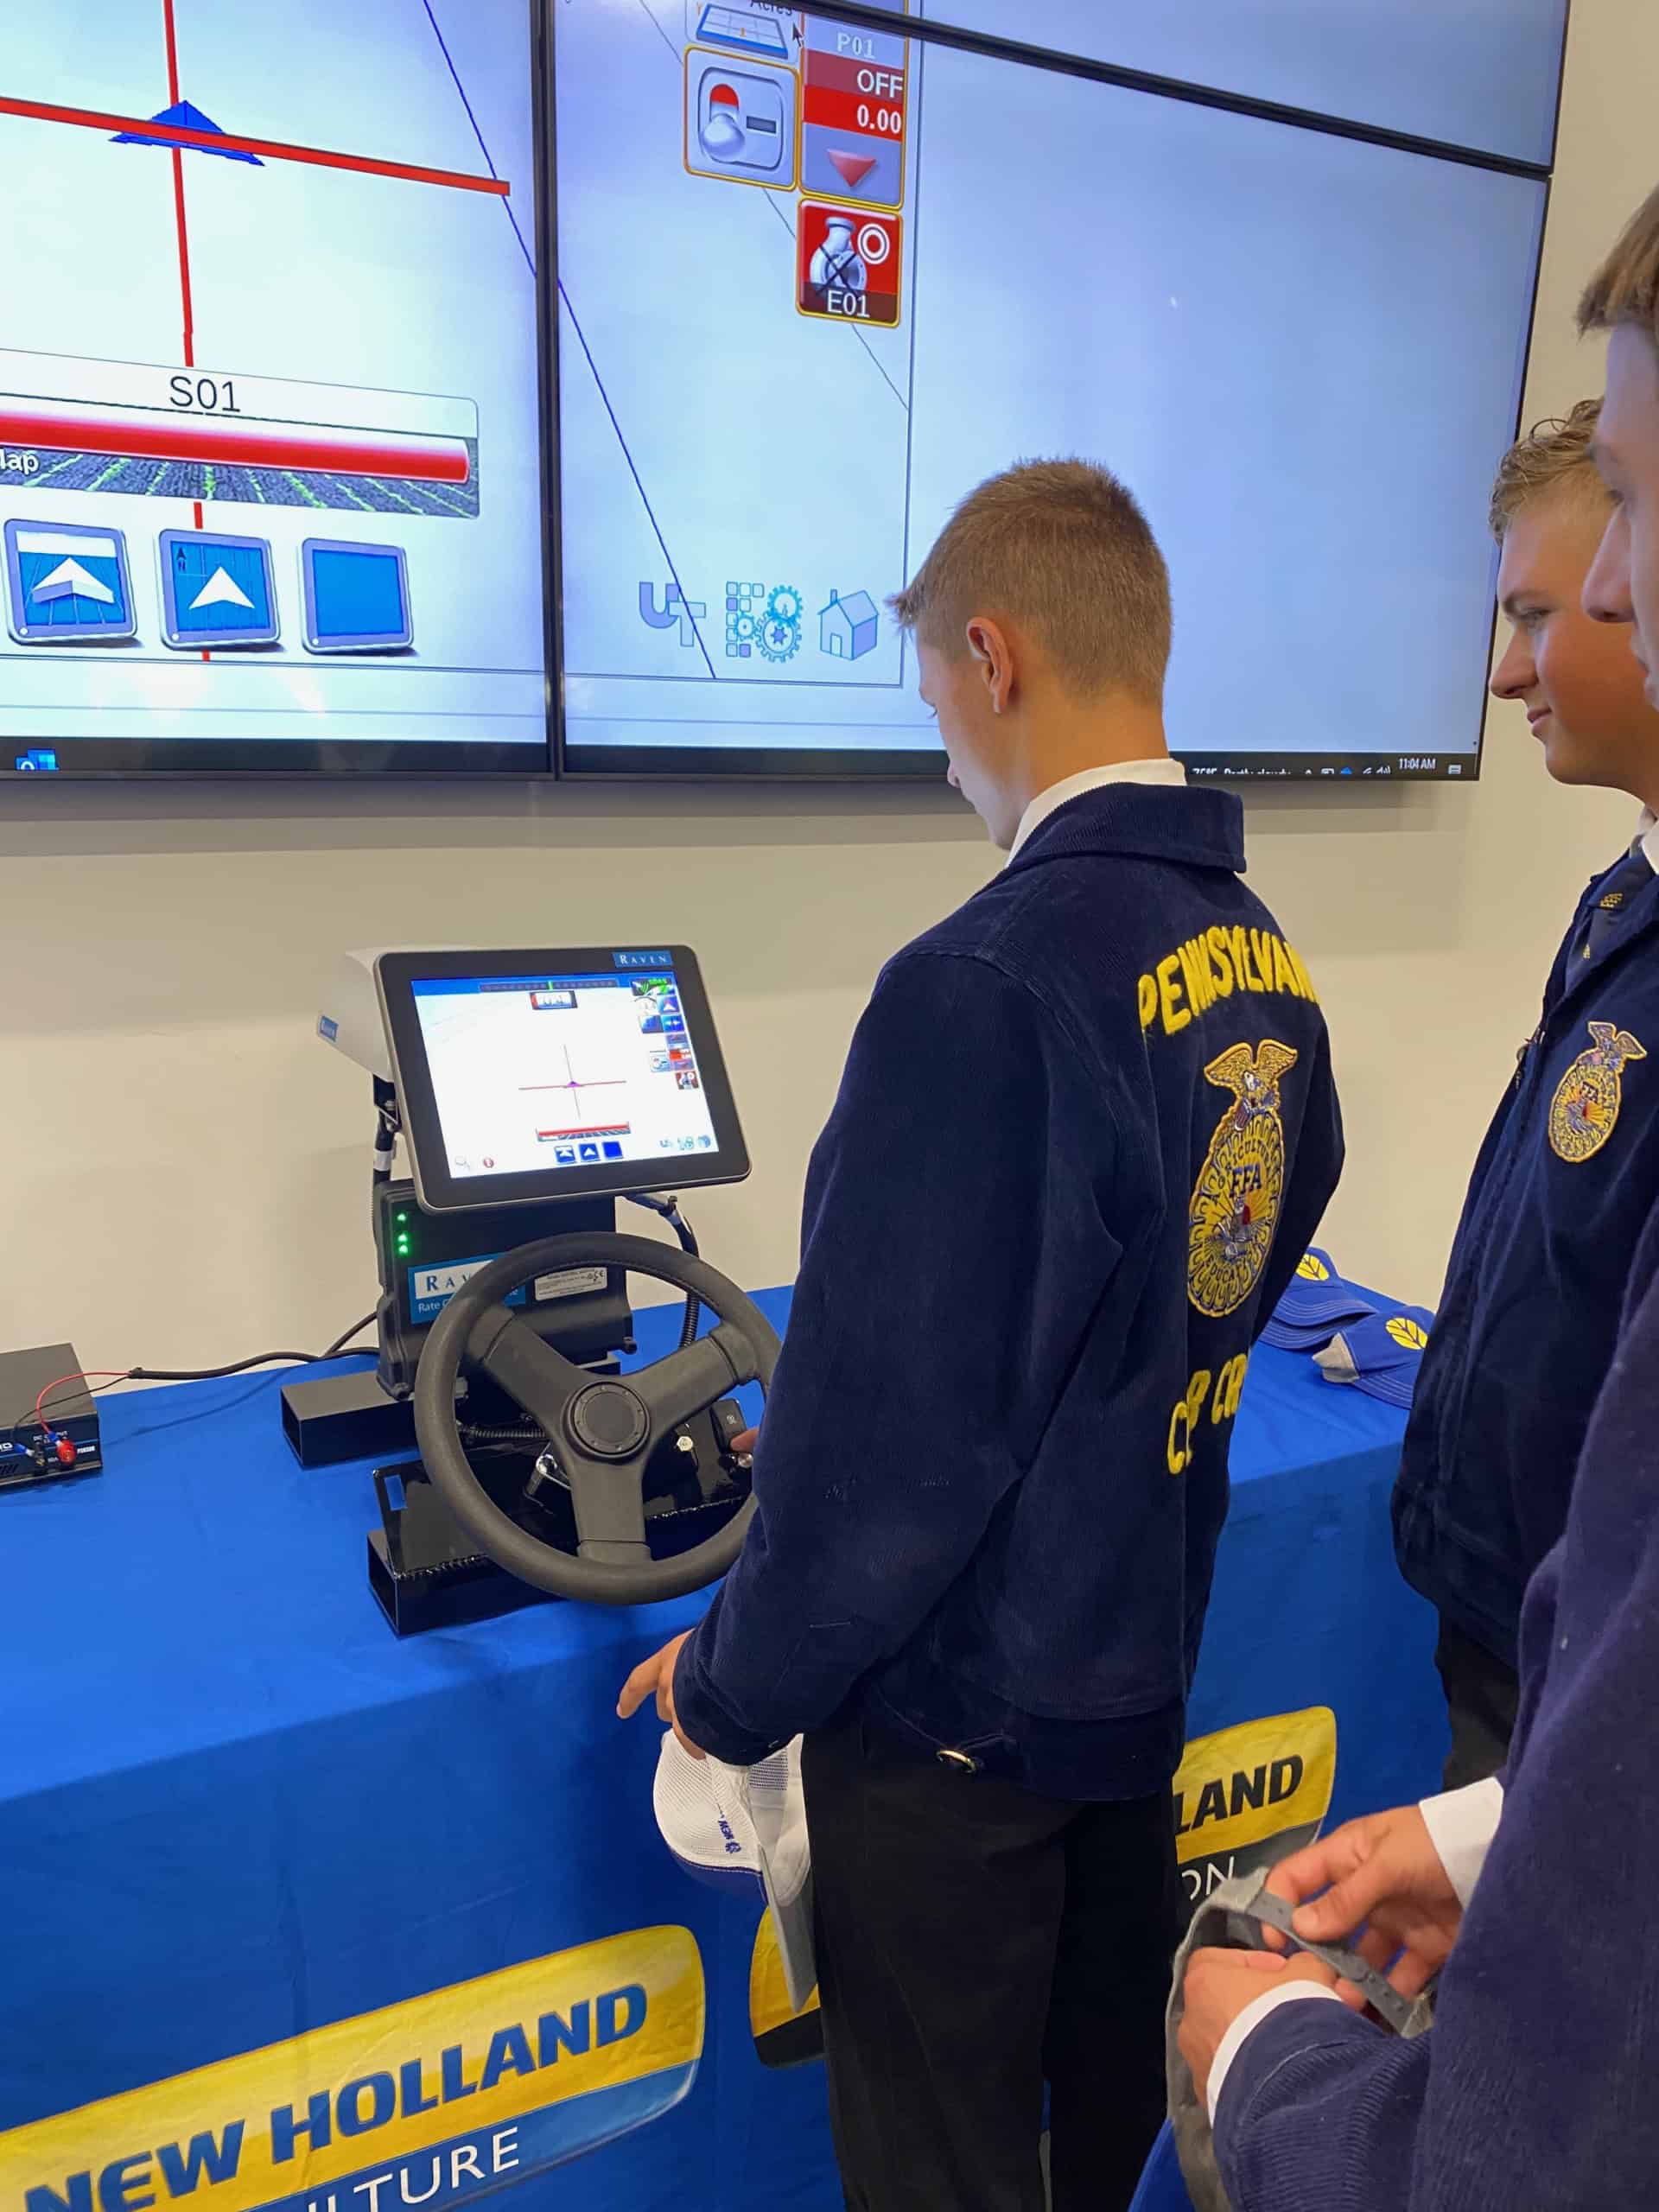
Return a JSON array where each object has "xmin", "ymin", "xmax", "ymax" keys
[{"xmin": 818, "ymin": 588, "xmax": 879, "ymax": 661}]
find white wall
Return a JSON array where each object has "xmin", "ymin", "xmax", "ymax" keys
[{"xmin": 1, "ymin": 0, "xmax": 1653, "ymax": 1370}]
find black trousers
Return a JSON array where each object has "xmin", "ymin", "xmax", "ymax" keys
[
  {"xmin": 802, "ymin": 1712, "xmax": 1183, "ymax": 2212},
  {"xmin": 1435, "ymin": 1617, "xmax": 1521, "ymax": 1789}
]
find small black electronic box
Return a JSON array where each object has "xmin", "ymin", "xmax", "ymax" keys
[{"xmin": 0, "ymin": 1344, "xmax": 103, "ymax": 1489}]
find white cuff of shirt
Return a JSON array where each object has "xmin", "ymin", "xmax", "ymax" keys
[
  {"xmin": 1418, "ymin": 1776, "xmax": 1504, "ymax": 1909},
  {"xmin": 1206, "ymin": 1986, "xmax": 1348, "ymax": 2121},
  {"xmin": 1205, "ymin": 1777, "xmax": 1505, "ymax": 2124}
]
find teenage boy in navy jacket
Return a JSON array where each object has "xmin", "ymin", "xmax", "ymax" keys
[
  {"xmin": 1176, "ymin": 181, "xmax": 1659, "ymax": 2212},
  {"xmin": 621, "ymin": 461, "xmax": 1343, "ymax": 2212},
  {"xmin": 1391, "ymin": 398, "xmax": 1659, "ymax": 1787}
]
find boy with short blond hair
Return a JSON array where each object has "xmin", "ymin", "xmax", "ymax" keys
[
  {"xmin": 1176, "ymin": 179, "xmax": 1659, "ymax": 2212},
  {"xmin": 623, "ymin": 458, "xmax": 1343, "ymax": 2210},
  {"xmin": 1392, "ymin": 393, "xmax": 1659, "ymax": 1786}
]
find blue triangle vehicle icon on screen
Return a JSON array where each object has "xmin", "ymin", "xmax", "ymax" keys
[{"xmin": 111, "ymin": 99, "xmax": 264, "ymax": 164}]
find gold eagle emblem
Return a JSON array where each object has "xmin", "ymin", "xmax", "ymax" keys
[
  {"xmin": 1188, "ymin": 1040, "xmax": 1299, "ymax": 1319},
  {"xmin": 1548, "ymin": 1021, "xmax": 1647, "ymax": 1163}
]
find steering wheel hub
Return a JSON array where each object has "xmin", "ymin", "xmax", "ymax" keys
[{"xmin": 567, "ymin": 1381, "xmax": 651, "ymax": 1460}]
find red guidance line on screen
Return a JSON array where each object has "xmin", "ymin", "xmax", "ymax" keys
[
  {"xmin": 0, "ymin": 93, "xmax": 517, "ymax": 196},
  {"xmin": 161, "ymin": 0, "xmax": 207, "ymax": 651}
]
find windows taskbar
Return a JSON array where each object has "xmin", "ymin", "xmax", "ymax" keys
[
  {"xmin": 1179, "ymin": 753, "xmax": 1481, "ymax": 783},
  {"xmin": 0, "ymin": 741, "xmax": 1480, "ymax": 784}
]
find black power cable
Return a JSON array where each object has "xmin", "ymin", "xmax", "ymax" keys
[
  {"xmin": 371, "ymin": 1077, "xmax": 399, "ymax": 1188},
  {"xmin": 625, "ymin": 1194, "xmax": 702, "ymax": 1348},
  {"xmin": 9, "ymin": 1310, "xmax": 378, "ymax": 1451},
  {"xmin": 130, "ymin": 1310, "xmax": 378, "ymax": 1382}
]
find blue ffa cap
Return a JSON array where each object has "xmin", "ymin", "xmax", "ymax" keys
[
  {"xmin": 1317, "ymin": 1307, "xmax": 1434, "ymax": 1409},
  {"xmin": 1260, "ymin": 1249, "xmax": 1377, "ymax": 1350}
]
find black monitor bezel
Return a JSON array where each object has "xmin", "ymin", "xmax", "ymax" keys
[{"xmin": 377, "ymin": 944, "xmax": 750, "ymax": 1213}]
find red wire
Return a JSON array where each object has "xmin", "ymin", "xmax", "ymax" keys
[{"xmin": 33, "ymin": 1370, "xmax": 133, "ymax": 1429}]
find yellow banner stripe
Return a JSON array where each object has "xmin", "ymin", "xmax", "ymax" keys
[
  {"xmin": 1173, "ymin": 1707, "xmax": 1336, "ymax": 1863},
  {"xmin": 1, "ymin": 1927, "xmax": 702, "ymax": 2209}
]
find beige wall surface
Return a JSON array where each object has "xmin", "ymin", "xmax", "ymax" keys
[{"xmin": 2, "ymin": 2, "xmax": 1651, "ymax": 1363}]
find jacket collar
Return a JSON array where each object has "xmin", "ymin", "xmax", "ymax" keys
[{"xmin": 1001, "ymin": 780, "xmax": 1246, "ymax": 877}]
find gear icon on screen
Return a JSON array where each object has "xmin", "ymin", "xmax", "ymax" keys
[
  {"xmin": 734, "ymin": 613, "xmax": 757, "ymax": 640},
  {"xmin": 758, "ymin": 613, "xmax": 802, "ymax": 664},
  {"xmin": 757, "ymin": 583, "xmax": 804, "ymax": 664}
]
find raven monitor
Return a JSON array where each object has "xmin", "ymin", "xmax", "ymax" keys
[{"xmin": 376, "ymin": 947, "xmax": 750, "ymax": 1213}]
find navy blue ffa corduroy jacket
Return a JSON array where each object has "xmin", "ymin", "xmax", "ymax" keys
[
  {"xmin": 675, "ymin": 783, "xmax": 1344, "ymax": 1801},
  {"xmin": 1394, "ymin": 842, "xmax": 1659, "ymax": 1667},
  {"xmin": 1217, "ymin": 1198, "xmax": 1659, "ymax": 2210}
]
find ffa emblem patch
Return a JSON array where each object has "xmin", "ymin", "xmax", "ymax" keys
[
  {"xmin": 1189, "ymin": 1040, "xmax": 1300, "ymax": 1319},
  {"xmin": 1549, "ymin": 1021, "xmax": 1647, "ymax": 1163}
]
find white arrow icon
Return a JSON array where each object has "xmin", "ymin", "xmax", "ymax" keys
[
  {"xmin": 189, "ymin": 566, "xmax": 255, "ymax": 613},
  {"xmin": 32, "ymin": 557, "xmax": 114, "ymax": 606}
]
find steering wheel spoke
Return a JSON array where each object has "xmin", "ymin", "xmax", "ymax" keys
[
  {"xmin": 467, "ymin": 1309, "xmax": 588, "ymax": 1434},
  {"xmin": 633, "ymin": 1322, "xmax": 758, "ymax": 1434},
  {"xmin": 564, "ymin": 1461, "xmax": 651, "ymax": 1566}
]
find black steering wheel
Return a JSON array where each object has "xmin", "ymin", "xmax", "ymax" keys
[{"xmin": 413, "ymin": 1230, "xmax": 778, "ymax": 1605}]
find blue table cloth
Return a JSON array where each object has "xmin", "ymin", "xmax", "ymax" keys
[{"xmin": 0, "ymin": 1289, "xmax": 1440, "ymax": 2212}]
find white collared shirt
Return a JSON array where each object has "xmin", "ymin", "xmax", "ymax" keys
[
  {"xmin": 1007, "ymin": 758, "xmax": 1188, "ymax": 862},
  {"xmin": 1641, "ymin": 809, "xmax": 1658, "ymax": 873}
]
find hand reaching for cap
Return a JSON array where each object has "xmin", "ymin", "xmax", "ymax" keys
[
  {"xmin": 1262, "ymin": 1803, "xmax": 1465, "ymax": 2000},
  {"xmin": 618, "ymin": 1630, "xmax": 706, "ymax": 1760}
]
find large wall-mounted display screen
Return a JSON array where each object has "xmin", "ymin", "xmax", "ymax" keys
[
  {"xmin": 553, "ymin": 1, "xmax": 1555, "ymax": 783},
  {"xmin": 0, "ymin": 0, "xmax": 548, "ymax": 776}
]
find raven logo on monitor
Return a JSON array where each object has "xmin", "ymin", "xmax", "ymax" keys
[
  {"xmin": 1549, "ymin": 1020, "xmax": 1648, "ymax": 1164},
  {"xmin": 1188, "ymin": 1040, "xmax": 1300, "ymax": 1318}
]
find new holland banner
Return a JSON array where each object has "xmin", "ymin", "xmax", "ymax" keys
[
  {"xmin": 1174, "ymin": 1706, "xmax": 1337, "ymax": 1910},
  {"xmin": 1, "ymin": 1928, "xmax": 703, "ymax": 2212}
]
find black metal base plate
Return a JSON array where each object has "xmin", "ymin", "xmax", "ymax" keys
[{"xmin": 366, "ymin": 1408, "xmax": 751, "ymax": 1636}]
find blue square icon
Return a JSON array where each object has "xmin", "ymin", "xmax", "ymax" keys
[
  {"xmin": 158, "ymin": 531, "xmax": 278, "ymax": 648},
  {"xmin": 4, "ymin": 519, "xmax": 136, "ymax": 645},
  {"xmin": 301, "ymin": 538, "xmax": 412, "ymax": 652},
  {"xmin": 601, "ymin": 1140, "xmax": 624, "ymax": 1160},
  {"xmin": 13, "ymin": 749, "xmax": 58, "ymax": 772},
  {"xmin": 578, "ymin": 1142, "xmax": 601, "ymax": 1163},
  {"xmin": 553, "ymin": 1145, "xmax": 576, "ymax": 1165}
]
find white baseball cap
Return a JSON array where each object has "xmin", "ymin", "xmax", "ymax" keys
[{"xmin": 652, "ymin": 1731, "xmax": 817, "ymax": 2011}]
